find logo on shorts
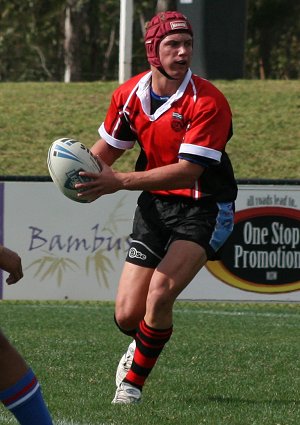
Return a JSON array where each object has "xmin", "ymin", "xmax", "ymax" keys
[{"xmin": 128, "ymin": 247, "xmax": 146, "ymax": 260}]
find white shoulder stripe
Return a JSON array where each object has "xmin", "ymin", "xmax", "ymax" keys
[
  {"xmin": 179, "ymin": 143, "xmax": 222, "ymax": 162},
  {"xmin": 99, "ymin": 123, "xmax": 135, "ymax": 150}
]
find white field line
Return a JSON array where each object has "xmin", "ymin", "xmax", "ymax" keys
[
  {"xmin": 56, "ymin": 420, "xmax": 116, "ymax": 425},
  {"xmin": 173, "ymin": 307, "xmax": 300, "ymax": 320},
  {"xmin": 0, "ymin": 412, "xmax": 115, "ymax": 425},
  {"xmin": 6, "ymin": 302, "xmax": 300, "ymax": 320}
]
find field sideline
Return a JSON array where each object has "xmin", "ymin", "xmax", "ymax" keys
[{"xmin": 1, "ymin": 300, "xmax": 300, "ymax": 425}]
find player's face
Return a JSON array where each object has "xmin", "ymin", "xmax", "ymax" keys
[{"xmin": 159, "ymin": 33, "xmax": 193, "ymax": 80}]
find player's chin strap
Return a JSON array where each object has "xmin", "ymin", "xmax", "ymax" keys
[{"xmin": 157, "ymin": 66, "xmax": 177, "ymax": 80}]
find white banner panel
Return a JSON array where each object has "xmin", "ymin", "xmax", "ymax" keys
[
  {"xmin": 1, "ymin": 181, "xmax": 299, "ymax": 301},
  {"xmin": 2, "ymin": 182, "xmax": 135, "ymax": 300}
]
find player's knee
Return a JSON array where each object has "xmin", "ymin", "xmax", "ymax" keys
[
  {"xmin": 147, "ymin": 287, "xmax": 174, "ymax": 316},
  {"xmin": 114, "ymin": 314, "xmax": 137, "ymax": 337}
]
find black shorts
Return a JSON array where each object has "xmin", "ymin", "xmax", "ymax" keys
[{"xmin": 126, "ymin": 191, "xmax": 235, "ymax": 268}]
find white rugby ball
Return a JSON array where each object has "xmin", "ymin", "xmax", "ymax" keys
[{"xmin": 47, "ymin": 138, "xmax": 102, "ymax": 203}]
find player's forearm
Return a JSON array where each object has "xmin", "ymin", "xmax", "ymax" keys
[
  {"xmin": 76, "ymin": 159, "xmax": 204, "ymax": 200},
  {"xmin": 0, "ymin": 245, "xmax": 10, "ymax": 270},
  {"xmin": 91, "ymin": 139, "xmax": 125, "ymax": 166},
  {"xmin": 0, "ymin": 245, "xmax": 23, "ymax": 284},
  {"xmin": 115, "ymin": 162, "xmax": 204, "ymax": 192}
]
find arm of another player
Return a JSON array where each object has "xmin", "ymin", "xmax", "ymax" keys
[{"xmin": 0, "ymin": 245, "xmax": 23, "ymax": 285}]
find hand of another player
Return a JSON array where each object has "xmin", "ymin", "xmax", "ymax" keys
[
  {"xmin": 0, "ymin": 246, "xmax": 23, "ymax": 285},
  {"xmin": 75, "ymin": 157, "xmax": 123, "ymax": 202}
]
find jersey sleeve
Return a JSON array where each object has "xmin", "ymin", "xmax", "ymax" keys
[
  {"xmin": 98, "ymin": 89, "xmax": 136, "ymax": 150},
  {"xmin": 178, "ymin": 92, "xmax": 232, "ymax": 166}
]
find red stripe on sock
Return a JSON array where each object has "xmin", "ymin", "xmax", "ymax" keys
[
  {"xmin": 2, "ymin": 377, "xmax": 38, "ymax": 406},
  {"xmin": 132, "ymin": 343, "xmax": 158, "ymax": 368},
  {"xmin": 140, "ymin": 320, "xmax": 173, "ymax": 339},
  {"xmin": 125, "ymin": 370, "xmax": 147, "ymax": 387},
  {"xmin": 136, "ymin": 334, "xmax": 165, "ymax": 350},
  {"xmin": 124, "ymin": 320, "xmax": 173, "ymax": 389}
]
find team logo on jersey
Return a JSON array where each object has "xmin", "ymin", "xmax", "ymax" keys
[{"xmin": 171, "ymin": 112, "xmax": 184, "ymax": 132}]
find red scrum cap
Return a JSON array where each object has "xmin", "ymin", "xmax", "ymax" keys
[{"xmin": 145, "ymin": 11, "xmax": 193, "ymax": 68}]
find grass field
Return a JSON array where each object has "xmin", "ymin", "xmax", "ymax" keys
[
  {"xmin": 1, "ymin": 301, "xmax": 300, "ymax": 425},
  {"xmin": 0, "ymin": 80, "xmax": 299, "ymax": 178}
]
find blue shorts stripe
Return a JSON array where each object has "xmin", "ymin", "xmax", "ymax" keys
[{"xmin": 209, "ymin": 202, "xmax": 235, "ymax": 252}]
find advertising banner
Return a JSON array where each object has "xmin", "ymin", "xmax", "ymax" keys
[
  {"xmin": 0, "ymin": 181, "xmax": 299, "ymax": 301},
  {"xmin": 202, "ymin": 184, "xmax": 300, "ymax": 300}
]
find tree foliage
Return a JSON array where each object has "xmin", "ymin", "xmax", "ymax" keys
[
  {"xmin": 0, "ymin": 0, "xmax": 65, "ymax": 81},
  {"xmin": 0, "ymin": 0, "xmax": 299, "ymax": 81},
  {"xmin": 246, "ymin": 0, "xmax": 300, "ymax": 79}
]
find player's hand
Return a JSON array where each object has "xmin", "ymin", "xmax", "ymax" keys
[
  {"xmin": 75, "ymin": 157, "xmax": 123, "ymax": 202},
  {"xmin": 0, "ymin": 246, "xmax": 23, "ymax": 285}
]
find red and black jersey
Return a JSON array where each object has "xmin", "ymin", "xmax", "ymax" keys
[{"xmin": 99, "ymin": 70, "xmax": 237, "ymax": 202}]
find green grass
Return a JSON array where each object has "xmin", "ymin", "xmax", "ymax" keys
[
  {"xmin": 1, "ymin": 301, "xmax": 300, "ymax": 425},
  {"xmin": 217, "ymin": 80, "xmax": 300, "ymax": 179},
  {"xmin": 0, "ymin": 80, "xmax": 299, "ymax": 178}
]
